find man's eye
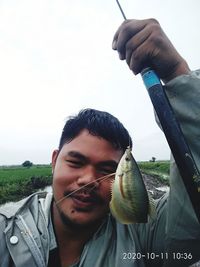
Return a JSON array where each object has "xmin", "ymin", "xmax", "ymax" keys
[
  {"xmin": 98, "ymin": 168, "xmax": 115, "ymax": 175},
  {"xmin": 66, "ymin": 160, "xmax": 83, "ymax": 167}
]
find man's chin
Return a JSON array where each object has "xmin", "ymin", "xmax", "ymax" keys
[{"xmin": 59, "ymin": 209, "xmax": 107, "ymax": 230}]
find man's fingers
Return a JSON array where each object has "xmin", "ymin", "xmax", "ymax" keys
[
  {"xmin": 125, "ymin": 27, "xmax": 152, "ymax": 66},
  {"xmin": 112, "ymin": 19, "xmax": 142, "ymax": 50},
  {"xmin": 112, "ymin": 19, "xmax": 158, "ymax": 62}
]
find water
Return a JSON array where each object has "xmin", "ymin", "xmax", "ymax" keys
[
  {"xmin": 155, "ymin": 185, "xmax": 169, "ymax": 192},
  {"xmin": 38, "ymin": 185, "xmax": 52, "ymax": 193},
  {"xmin": 1, "ymin": 186, "xmax": 52, "ymax": 208}
]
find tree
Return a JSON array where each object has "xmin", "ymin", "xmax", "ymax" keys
[
  {"xmin": 22, "ymin": 160, "xmax": 33, "ymax": 168},
  {"xmin": 149, "ymin": 157, "xmax": 156, "ymax": 162}
]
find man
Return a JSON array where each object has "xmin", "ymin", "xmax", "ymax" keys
[{"xmin": 0, "ymin": 18, "xmax": 200, "ymax": 267}]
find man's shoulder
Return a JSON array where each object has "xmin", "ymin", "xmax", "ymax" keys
[{"xmin": 0, "ymin": 191, "xmax": 50, "ymax": 219}]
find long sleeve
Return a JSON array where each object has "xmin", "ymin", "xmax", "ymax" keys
[{"xmin": 163, "ymin": 70, "xmax": 200, "ymax": 266}]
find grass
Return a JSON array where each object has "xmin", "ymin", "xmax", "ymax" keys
[
  {"xmin": 0, "ymin": 161, "xmax": 170, "ymax": 205},
  {"xmin": 138, "ymin": 160, "xmax": 170, "ymax": 184},
  {"xmin": 0, "ymin": 165, "xmax": 52, "ymax": 205}
]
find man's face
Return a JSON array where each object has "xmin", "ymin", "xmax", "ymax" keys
[{"xmin": 52, "ymin": 129, "xmax": 123, "ymax": 228}]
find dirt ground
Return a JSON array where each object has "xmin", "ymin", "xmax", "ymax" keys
[{"xmin": 142, "ymin": 173, "xmax": 169, "ymax": 199}]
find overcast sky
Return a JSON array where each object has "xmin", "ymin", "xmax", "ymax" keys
[{"xmin": 0, "ymin": 0, "xmax": 199, "ymax": 165}]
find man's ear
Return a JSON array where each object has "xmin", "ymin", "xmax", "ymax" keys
[{"xmin": 51, "ymin": 149, "xmax": 59, "ymax": 173}]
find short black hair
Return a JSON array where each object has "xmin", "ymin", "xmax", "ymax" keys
[{"xmin": 58, "ymin": 108, "xmax": 132, "ymax": 152}]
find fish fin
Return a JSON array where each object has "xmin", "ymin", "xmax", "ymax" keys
[
  {"xmin": 110, "ymin": 179, "xmax": 114, "ymax": 197},
  {"xmin": 119, "ymin": 174, "xmax": 126, "ymax": 198},
  {"xmin": 147, "ymin": 192, "xmax": 157, "ymax": 220}
]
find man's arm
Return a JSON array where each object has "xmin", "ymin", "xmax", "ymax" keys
[
  {"xmin": 113, "ymin": 18, "xmax": 200, "ymax": 267},
  {"xmin": 163, "ymin": 70, "xmax": 200, "ymax": 266}
]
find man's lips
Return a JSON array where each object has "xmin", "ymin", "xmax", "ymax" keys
[
  {"xmin": 63, "ymin": 191, "xmax": 104, "ymax": 207},
  {"xmin": 71, "ymin": 194, "xmax": 95, "ymax": 208},
  {"xmin": 72, "ymin": 194, "xmax": 94, "ymax": 202}
]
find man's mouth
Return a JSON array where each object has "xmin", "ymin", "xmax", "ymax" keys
[
  {"xmin": 63, "ymin": 190, "xmax": 104, "ymax": 209},
  {"xmin": 71, "ymin": 194, "xmax": 95, "ymax": 208}
]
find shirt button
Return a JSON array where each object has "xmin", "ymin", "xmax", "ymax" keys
[{"xmin": 10, "ymin": 236, "xmax": 19, "ymax": 245}]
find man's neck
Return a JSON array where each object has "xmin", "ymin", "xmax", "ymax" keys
[{"xmin": 51, "ymin": 202, "xmax": 103, "ymax": 267}]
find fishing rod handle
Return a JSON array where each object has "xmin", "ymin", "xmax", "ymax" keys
[{"xmin": 141, "ymin": 68, "xmax": 200, "ymax": 222}]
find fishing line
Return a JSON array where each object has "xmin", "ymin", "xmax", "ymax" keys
[
  {"xmin": 55, "ymin": 172, "xmax": 115, "ymax": 206},
  {"xmin": 116, "ymin": 0, "xmax": 127, "ymax": 20}
]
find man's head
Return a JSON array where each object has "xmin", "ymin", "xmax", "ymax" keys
[
  {"xmin": 58, "ymin": 108, "xmax": 132, "ymax": 152},
  {"xmin": 52, "ymin": 108, "xmax": 132, "ymax": 230}
]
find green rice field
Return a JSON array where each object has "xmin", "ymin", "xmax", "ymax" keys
[{"xmin": 0, "ymin": 165, "xmax": 52, "ymax": 204}]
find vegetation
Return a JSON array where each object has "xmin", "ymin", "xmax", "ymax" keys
[
  {"xmin": 22, "ymin": 160, "xmax": 33, "ymax": 168},
  {"xmin": 0, "ymin": 161, "xmax": 170, "ymax": 205},
  {"xmin": 149, "ymin": 156, "xmax": 156, "ymax": 162},
  {"xmin": 138, "ymin": 160, "xmax": 170, "ymax": 184},
  {"xmin": 0, "ymin": 165, "xmax": 52, "ymax": 205}
]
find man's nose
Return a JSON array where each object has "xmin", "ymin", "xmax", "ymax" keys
[{"xmin": 76, "ymin": 166, "xmax": 99, "ymax": 189}]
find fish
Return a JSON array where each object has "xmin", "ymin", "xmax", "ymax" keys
[{"xmin": 109, "ymin": 147, "xmax": 156, "ymax": 224}]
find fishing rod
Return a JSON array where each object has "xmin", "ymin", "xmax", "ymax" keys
[{"xmin": 115, "ymin": 0, "xmax": 200, "ymax": 223}]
